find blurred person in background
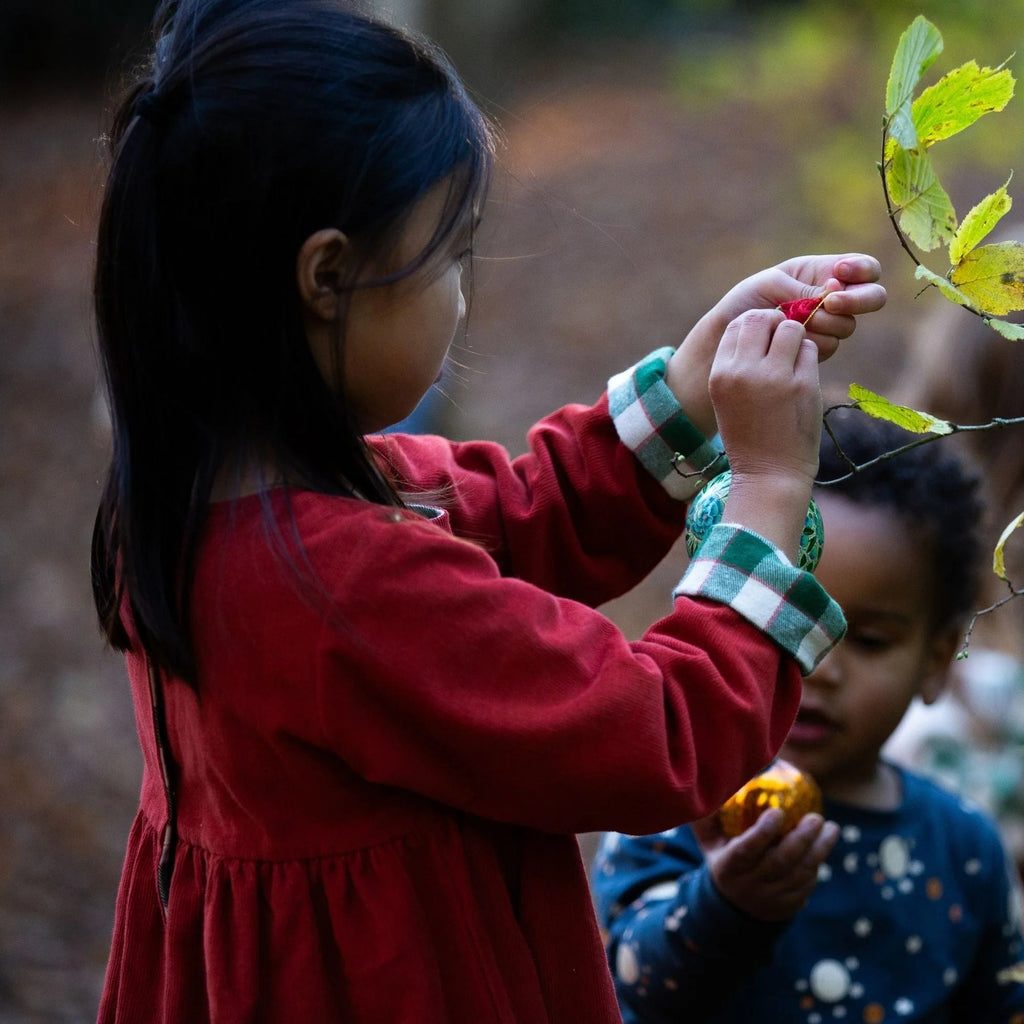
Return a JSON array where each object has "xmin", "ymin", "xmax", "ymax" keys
[{"xmin": 885, "ymin": 238, "xmax": 1024, "ymax": 882}]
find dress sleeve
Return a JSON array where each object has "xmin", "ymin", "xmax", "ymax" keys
[
  {"xmin": 317, "ymin": 351, "xmax": 844, "ymax": 834},
  {"xmin": 312, "ymin": 502, "xmax": 840, "ymax": 835},
  {"xmin": 369, "ymin": 396, "xmax": 690, "ymax": 610},
  {"xmin": 369, "ymin": 347, "xmax": 721, "ymax": 609},
  {"xmin": 591, "ymin": 829, "xmax": 789, "ymax": 1023}
]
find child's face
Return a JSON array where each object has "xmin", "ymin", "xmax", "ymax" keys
[
  {"xmin": 342, "ymin": 179, "xmax": 468, "ymax": 433},
  {"xmin": 779, "ymin": 493, "xmax": 957, "ymax": 802}
]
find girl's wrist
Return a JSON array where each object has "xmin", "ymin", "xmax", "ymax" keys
[{"xmin": 720, "ymin": 471, "xmax": 815, "ymax": 563}]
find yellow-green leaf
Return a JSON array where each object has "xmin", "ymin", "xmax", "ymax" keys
[
  {"xmin": 949, "ymin": 241, "xmax": 1024, "ymax": 314},
  {"xmin": 912, "ymin": 61, "xmax": 1015, "ymax": 147},
  {"xmin": 848, "ymin": 384, "xmax": 954, "ymax": 434},
  {"xmin": 915, "ymin": 264, "xmax": 974, "ymax": 307},
  {"xmin": 886, "ymin": 16, "xmax": 944, "ymax": 150},
  {"xmin": 886, "ymin": 144, "xmax": 957, "ymax": 251},
  {"xmin": 993, "ymin": 510, "xmax": 1024, "ymax": 580},
  {"xmin": 949, "ymin": 181, "xmax": 1012, "ymax": 265},
  {"xmin": 984, "ymin": 316, "xmax": 1024, "ymax": 340}
]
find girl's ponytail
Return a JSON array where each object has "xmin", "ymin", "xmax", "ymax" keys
[{"xmin": 93, "ymin": 75, "xmax": 209, "ymax": 680}]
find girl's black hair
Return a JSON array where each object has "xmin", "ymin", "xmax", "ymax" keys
[
  {"xmin": 91, "ymin": 0, "xmax": 494, "ymax": 683},
  {"xmin": 816, "ymin": 407, "xmax": 985, "ymax": 631}
]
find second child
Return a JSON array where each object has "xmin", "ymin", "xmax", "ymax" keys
[{"xmin": 594, "ymin": 411, "xmax": 1024, "ymax": 1023}]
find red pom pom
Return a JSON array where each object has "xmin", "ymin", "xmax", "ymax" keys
[{"xmin": 778, "ymin": 296, "xmax": 826, "ymax": 325}]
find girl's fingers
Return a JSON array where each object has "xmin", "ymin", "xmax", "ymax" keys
[
  {"xmin": 776, "ymin": 253, "xmax": 881, "ymax": 293},
  {"xmin": 794, "ymin": 337, "xmax": 820, "ymax": 376},
  {"xmin": 832, "ymin": 254, "xmax": 883, "ymax": 285},
  {"xmin": 731, "ymin": 309, "xmax": 782, "ymax": 359},
  {"xmin": 821, "ymin": 282, "xmax": 887, "ymax": 318},
  {"xmin": 764, "ymin": 318, "xmax": 808, "ymax": 368},
  {"xmin": 720, "ymin": 309, "xmax": 794, "ymax": 367},
  {"xmin": 727, "ymin": 315, "xmax": 810, "ymax": 371},
  {"xmin": 715, "ymin": 314, "xmax": 743, "ymax": 362}
]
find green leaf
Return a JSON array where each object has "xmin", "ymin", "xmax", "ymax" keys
[
  {"xmin": 949, "ymin": 181, "xmax": 1012, "ymax": 265},
  {"xmin": 886, "ymin": 16, "xmax": 944, "ymax": 150},
  {"xmin": 847, "ymin": 384, "xmax": 954, "ymax": 434},
  {"xmin": 885, "ymin": 143, "xmax": 957, "ymax": 250},
  {"xmin": 993, "ymin": 510, "xmax": 1024, "ymax": 580},
  {"xmin": 984, "ymin": 316, "xmax": 1024, "ymax": 340},
  {"xmin": 912, "ymin": 61, "xmax": 1015, "ymax": 147},
  {"xmin": 915, "ymin": 264, "xmax": 975, "ymax": 307},
  {"xmin": 949, "ymin": 241, "xmax": 1024, "ymax": 314}
]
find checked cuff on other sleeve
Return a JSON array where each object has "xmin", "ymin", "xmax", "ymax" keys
[
  {"xmin": 608, "ymin": 347, "xmax": 728, "ymax": 501},
  {"xmin": 674, "ymin": 524, "xmax": 846, "ymax": 675}
]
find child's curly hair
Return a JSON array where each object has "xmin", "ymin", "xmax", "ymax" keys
[{"xmin": 816, "ymin": 405, "xmax": 985, "ymax": 632}]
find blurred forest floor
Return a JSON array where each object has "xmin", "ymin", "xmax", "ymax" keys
[{"xmin": 0, "ymin": 21, "xmax": 986, "ymax": 1022}]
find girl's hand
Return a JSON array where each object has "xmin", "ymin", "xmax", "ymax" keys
[
  {"xmin": 666, "ymin": 254, "xmax": 885, "ymax": 437},
  {"xmin": 692, "ymin": 808, "xmax": 839, "ymax": 922},
  {"xmin": 709, "ymin": 310, "xmax": 822, "ymax": 558}
]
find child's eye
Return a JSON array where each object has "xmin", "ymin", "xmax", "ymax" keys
[{"xmin": 848, "ymin": 632, "xmax": 892, "ymax": 652}]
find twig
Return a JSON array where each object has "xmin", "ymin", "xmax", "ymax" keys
[
  {"xmin": 879, "ymin": 123, "xmax": 995, "ymax": 325},
  {"xmin": 878, "ymin": 124, "xmax": 922, "ymax": 269},
  {"xmin": 818, "ymin": 405, "xmax": 1024, "ymax": 486},
  {"xmin": 957, "ymin": 582, "xmax": 1024, "ymax": 660}
]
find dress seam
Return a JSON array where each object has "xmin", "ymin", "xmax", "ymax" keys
[{"xmin": 138, "ymin": 805, "xmax": 439, "ymax": 865}]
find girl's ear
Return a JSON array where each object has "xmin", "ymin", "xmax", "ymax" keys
[
  {"xmin": 296, "ymin": 228, "xmax": 350, "ymax": 322},
  {"xmin": 919, "ymin": 624, "xmax": 961, "ymax": 706}
]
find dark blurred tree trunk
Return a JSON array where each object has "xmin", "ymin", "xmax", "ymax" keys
[{"xmin": 0, "ymin": 0, "xmax": 152, "ymax": 89}]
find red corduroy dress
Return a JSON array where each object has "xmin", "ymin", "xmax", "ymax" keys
[{"xmin": 97, "ymin": 397, "xmax": 803, "ymax": 1023}]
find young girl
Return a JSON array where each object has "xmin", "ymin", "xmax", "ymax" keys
[
  {"xmin": 90, "ymin": 1, "xmax": 885, "ymax": 1021},
  {"xmin": 593, "ymin": 412, "xmax": 1024, "ymax": 1023}
]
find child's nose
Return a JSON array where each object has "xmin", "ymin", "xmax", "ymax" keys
[{"xmin": 805, "ymin": 651, "xmax": 842, "ymax": 690}]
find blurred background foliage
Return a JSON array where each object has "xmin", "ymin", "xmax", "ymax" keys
[
  {"xmin": 659, "ymin": 0, "xmax": 1024, "ymax": 251},
  {"xmin": 7, "ymin": 0, "xmax": 1019, "ymax": 260}
]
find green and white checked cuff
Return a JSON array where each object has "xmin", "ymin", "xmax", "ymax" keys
[
  {"xmin": 608, "ymin": 347, "xmax": 728, "ymax": 500},
  {"xmin": 675, "ymin": 524, "xmax": 846, "ymax": 675}
]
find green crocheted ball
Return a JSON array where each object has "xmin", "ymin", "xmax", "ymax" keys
[{"xmin": 684, "ymin": 470, "xmax": 824, "ymax": 573}]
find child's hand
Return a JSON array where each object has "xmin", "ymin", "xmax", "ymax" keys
[
  {"xmin": 709, "ymin": 310, "xmax": 823, "ymax": 559},
  {"xmin": 692, "ymin": 808, "xmax": 839, "ymax": 922},
  {"xmin": 666, "ymin": 254, "xmax": 885, "ymax": 438}
]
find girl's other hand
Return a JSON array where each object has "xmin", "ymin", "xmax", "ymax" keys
[
  {"xmin": 726, "ymin": 254, "xmax": 887, "ymax": 363},
  {"xmin": 692, "ymin": 808, "xmax": 839, "ymax": 922},
  {"xmin": 667, "ymin": 254, "xmax": 885, "ymax": 437}
]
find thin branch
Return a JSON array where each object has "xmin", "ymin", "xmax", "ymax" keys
[
  {"xmin": 957, "ymin": 581, "xmax": 1024, "ymax": 660},
  {"xmin": 879, "ymin": 126, "xmax": 1000, "ymax": 327},
  {"xmin": 878, "ymin": 129, "xmax": 922, "ymax": 269},
  {"xmin": 818, "ymin": 406, "xmax": 1024, "ymax": 485},
  {"xmin": 821, "ymin": 402, "xmax": 1024, "ymax": 657}
]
